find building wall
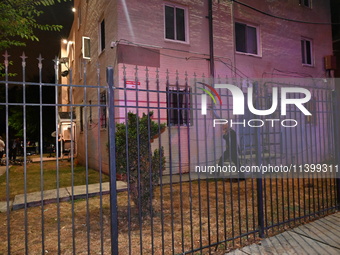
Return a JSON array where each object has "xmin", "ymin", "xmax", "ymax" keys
[{"xmin": 62, "ymin": 0, "xmax": 334, "ymax": 174}]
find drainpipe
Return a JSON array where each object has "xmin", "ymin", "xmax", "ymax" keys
[{"xmin": 208, "ymin": 0, "xmax": 214, "ymax": 80}]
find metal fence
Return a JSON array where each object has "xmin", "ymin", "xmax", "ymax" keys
[{"xmin": 0, "ymin": 54, "xmax": 339, "ymax": 255}]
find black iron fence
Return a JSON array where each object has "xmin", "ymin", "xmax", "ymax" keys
[{"xmin": 0, "ymin": 54, "xmax": 339, "ymax": 254}]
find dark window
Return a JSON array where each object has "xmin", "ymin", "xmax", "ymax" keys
[
  {"xmin": 235, "ymin": 22, "xmax": 258, "ymax": 55},
  {"xmin": 80, "ymin": 106, "xmax": 84, "ymax": 132},
  {"xmin": 100, "ymin": 92, "xmax": 107, "ymax": 129},
  {"xmin": 167, "ymin": 88, "xmax": 190, "ymax": 126},
  {"xmin": 165, "ymin": 5, "xmax": 186, "ymax": 42},
  {"xmin": 100, "ymin": 19, "xmax": 105, "ymax": 52},
  {"xmin": 301, "ymin": 39, "xmax": 313, "ymax": 65},
  {"xmin": 299, "ymin": 0, "xmax": 311, "ymax": 8}
]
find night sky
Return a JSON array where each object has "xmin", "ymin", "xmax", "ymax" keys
[
  {"xmin": 5, "ymin": 1, "xmax": 74, "ymax": 82},
  {"xmin": 0, "ymin": 1, "xmax": 74, "ymax": 143}
]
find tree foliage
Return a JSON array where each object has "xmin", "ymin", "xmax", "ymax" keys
[
  {"xmin": 0, "ymin": 0, "xmax": 70, "ymax": 51},
  {"xmin": 115, "ymin": 112, "xmax": 166, "ymax": 217}
]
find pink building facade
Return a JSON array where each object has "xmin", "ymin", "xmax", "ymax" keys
[{"xmin": 60, "ymin": 0, "xmax": 334, "ymax": 174}]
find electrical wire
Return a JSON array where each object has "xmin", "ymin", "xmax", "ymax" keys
[{"xmin": 231, "ymin": 0, "xmax": 340, "ymax": 25}]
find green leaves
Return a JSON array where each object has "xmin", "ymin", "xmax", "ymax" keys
[
  {"xmin": 0, "ymin": 0, "xmax": 71, "ymax": 51},
  {"xmin": 114, "ymin": 112, "xmax": 166, "ymax": 216}
]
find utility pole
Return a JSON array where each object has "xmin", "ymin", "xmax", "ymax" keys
[{"xmin": 208, "ymin": 0, "xmax": 214, "ymax": 79}]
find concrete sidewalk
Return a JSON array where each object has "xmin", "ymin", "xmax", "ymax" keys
[
  {"xmin": 226, "ymin": 212, "xmax": 340, "ymax": 255},
  {"xmin": 0, "ymin": 181, "xmax": 127, "ymax": 212}
]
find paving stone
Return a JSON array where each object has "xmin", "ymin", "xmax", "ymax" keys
[
  {"xmin": 0, "ymin": 201, "xmax": 12, "ymax": 213},
  {"xmin": 12, "ymin": 188, "xmax": 70, "ymax": 210}
]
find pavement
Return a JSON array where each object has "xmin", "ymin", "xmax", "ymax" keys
[
  {"xmin": 0, "ymin": 159, "xmax": 127, "ymax": 213},
  {"xmin": 225, "ymin": 212, "xmax": 340, "ymax": 255}
]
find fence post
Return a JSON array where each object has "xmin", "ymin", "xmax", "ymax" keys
[
  {"xmin": 107, "ymin": 66, "xmax": 119, "ymax": 254},
  {"xmin": 332, "ymin": 90, "xmax": 340, "ymax": 209},
  {"xmin": 254, "ymin": 81, "xmax": 265, "ymax": 238}
]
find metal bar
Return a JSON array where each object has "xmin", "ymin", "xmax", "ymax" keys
[
  {"xmin": 185, "ymin": 73, "xmax": 194, "ymax": 252},
  {"xmin": 145, "ymin": 67, "xmax": 155, "ymax": 254},
  {"xmin": 202, "ymin": 75, "xmax": 212, "ymax": 254},
  {"xmin": 83, "ymin": 60, "xmax": 91, "ymax": 253},
  {"xmin": 166, "ymin": 74, "xmax": 175, "ymax": 254},
  {"xmin": 316, "ymin": 89, "xmax": 321, "ymax": 213},
  {"xmin": 193, "ymin": 75, "xmax": 203, "ymax": 252},
  {"xmin": 122, "ymin": 66, "xmax": 132, "ymax": 255},
  {"xmin": 69, "ymin": 68, "xmax": 77, "ymax": 255},
  {"xmin": 175, "ymin": 71, "xmax": 185, "ymax": 253},
  {"xmin": 38, "ymin": 55, "xmax": 45, "ymax": 254},
  {"xmin": 134, "ymin": 67, "xmax": 143, "ymax": 254},
  {"xmin": 155, "ymin": 68, "xmax": 165, "ymax": 254},
  {"xmin": 4, "ymin": 51, "xmax": 11, "ymax": 255},
  {"xmin": 107, "ymin": 66, "xmax": 119, "ymax": 255},
  {"xmin": 22, "ymin": 53, "xmax": 29, "ymax": 255},
  {"xmin": 95, "ymin": 65, "xmax": 105, "ymax": 255},
  {"xmin": 254, "ymin": 82, "xmax": 265, "ymax": 238}
]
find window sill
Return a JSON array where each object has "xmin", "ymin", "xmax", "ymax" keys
[
  {"xmin": 302, "ymin": 63, "xmax": 314, "ymax": 68},
  {"xmin": 235, "ymin": 51, "xmax": 262, "ymax": 58},
  {"xmin": 164, "ymin": 38, "xmax": 190, "ymax": 46}
]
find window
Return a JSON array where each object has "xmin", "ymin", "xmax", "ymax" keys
[
  {"xmin": 235, "ymin": 22, "xmax": 259, "ymax": 55},
  {"xmin": 99, "ymin": 19, "xmax": 105, "ymax": 52},
  {"xmin": 77, "ymin": 5, "xmax": 82, "ymax": 29},
  {"xmin": 301, "ymin": 38, "xmax": 313, "ymax": 65},
  {"xmin": 167, "ymin": 88, "xmax": 190, "ymax": 126},
  {"xmin": 82, "ymin": 36, "xmax": 91, "ymax": 59},
  {"xmin": 299, "ymin": 0, "xmax": 311, "ymax": 8},
  {"xmin": 164, "ymin": 4, "xmax": 187, "ymax": 42},
  {"xmin": 80, "ymin": 106, "xmax": 84, "ymax": 132},
  {"xmin": 100, "ymin": 92, "xmax": 107, "ymax": 129}
]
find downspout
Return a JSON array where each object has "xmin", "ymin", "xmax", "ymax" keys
[{"xmin": 208, "ymin": 0, "xmax": 214, "ymax": 80}]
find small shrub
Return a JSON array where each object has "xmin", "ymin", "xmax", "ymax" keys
[{"xmin": 114, "ymin": 112, "xmax": 166, "ymax": 216}]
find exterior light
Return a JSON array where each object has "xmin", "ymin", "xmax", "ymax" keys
[
  {"xmin": 62, "ymin": 39, "xmax": 68, "ymax": 44},
  {"xmin": 72, "ymin": 7, "xmax": 76, "ymax": 12}
]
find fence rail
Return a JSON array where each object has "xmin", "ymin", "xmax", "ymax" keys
[{"xmin": 0, "ymin": 54, "xmax": 339, "ymax": 254}]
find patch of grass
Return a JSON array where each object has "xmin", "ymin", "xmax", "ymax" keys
[{"xmin": 0, "ymin": 160, "xmax": 109, "ymax": 200}]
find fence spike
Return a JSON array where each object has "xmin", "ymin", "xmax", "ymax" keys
[
  {"xmin": 155, "ymin": 68, "xmax": 159, "ymax": 80},
  {"xmin": 37, "ymin": 54, "xmax": 44, "ymax": 70},
  {"xmin": 122, "ymin": 64, "xmax": 127, "ymax": 76},
  {"xmin": 20, "ymin": 52, "xmax": 28, "ymax": 72},
  {"xmin": 3, "ymin": 51, "xmax": 10, "ymax": 68}
]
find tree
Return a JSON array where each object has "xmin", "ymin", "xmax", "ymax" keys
[
  {"xmin": 115, "ymin": 112, "xmax": 166, "ymax": 217},
  {"xmin": 0, "ymin": 0, "xmax": 69, "ymax": 51}
]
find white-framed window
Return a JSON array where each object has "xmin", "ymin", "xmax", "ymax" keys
[
  {"xmin": 82, "ymin": 36, "xmax": 91, "ymax": 59},
  {"xmin": 301, "ymin": 38, "xmax": 313, "ymax": 66},
  {"xmin": 166, "ymin": 87, "xmax": 191, "ymax": 126},
  {"xmin": 299, "ymin": 0, "xmax": 311, "ymax": 8},
  {"xmin": 235, "ymin": 22, "xmax": 260, "ymax": 55},
  {"xmin": 99, "ymin": 19, "xmax": 105, "ymax": 53},
  {"xmin": 164, "ymin": 4, "xmax": 188, "ymax": 42}
]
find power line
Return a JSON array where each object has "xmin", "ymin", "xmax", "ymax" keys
[{"xmin": 232, "ymin": 0, "xmax": 340, "ymax": 25}]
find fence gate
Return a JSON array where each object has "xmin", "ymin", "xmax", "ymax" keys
[{"xmin": 0, "ymin": 53, "xmax": 339, "ymax": 255}]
